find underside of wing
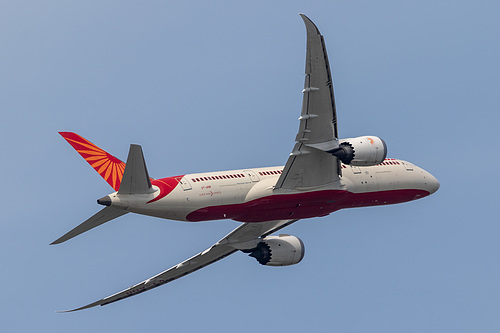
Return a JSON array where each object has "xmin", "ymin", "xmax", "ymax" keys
[
  {"xmin": 59, "ymin": 219, "xmax": 298, "ymax": 312},
  {"xmin": 275, "ymin": 14, "xmax": 341, "ymax": 190}
]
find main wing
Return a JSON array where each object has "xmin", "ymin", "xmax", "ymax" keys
[
  {"xmin": 59, "ymin": 219, "xmax": 298, "ymax": 312},
  {"xmin": 275, "ymin": 14, "xmax": 341, "ymax": 190}
]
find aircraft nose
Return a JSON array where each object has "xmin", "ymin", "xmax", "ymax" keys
[{"xmin": 425, "ymin": 172, "xmax": 440, "ymax": 194}]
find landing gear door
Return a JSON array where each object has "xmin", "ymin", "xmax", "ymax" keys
[
  {"xmin": 245, "ymin": 170, "xmax": 260, "ymax": 182},
  {"xmin": 176, "ymin": 177, "xmax": 192, "ymax": 190}
]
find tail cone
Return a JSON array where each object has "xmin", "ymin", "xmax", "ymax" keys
[{"xmin": 97, "ymin": 195, "xmax": 111, "ymax": 206}]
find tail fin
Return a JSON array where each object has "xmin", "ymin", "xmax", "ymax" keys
[{"xmin": 59, "ymin": 132, "xmax": 126, "ymax": 191}]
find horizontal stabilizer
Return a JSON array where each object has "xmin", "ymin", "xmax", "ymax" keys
[
  {"xmin": 51, "ymin": 207, "xmax": 128, "ymax": 245},
  {"xmin": 118, "ymin": 144, "xmax": 154, "ymax": 195}
]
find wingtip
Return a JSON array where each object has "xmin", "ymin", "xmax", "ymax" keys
[
  {"xmin": 298, "ymin": 13, "xmax": 308, "ymax": 22},
  {"xmin": 299, "ymin": 13, "xmax": 320, "ymax": 35},
  {"xmin": 56, "ymin": 299, "xmax": 104, "ymax": 313}
]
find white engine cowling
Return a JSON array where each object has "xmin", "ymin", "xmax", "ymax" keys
[
  {"xmin": 335, "ymin": 135, "xmax": 387, "ymax": 166},
  {"xmin": 247, "ymin": 234, "xmax": 305, "ymax": 266}
]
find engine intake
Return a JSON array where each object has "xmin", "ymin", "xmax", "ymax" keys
[
  {"xmin": 246, "ymin": 234, "xmax": 305, "ymax": 266},
  {"xmin": 331, "ymin": 136, "xmax": 387, "ymax": 166}
]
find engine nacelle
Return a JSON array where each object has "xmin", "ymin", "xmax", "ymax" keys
[
  {"xmin": 333, "ymin": 135, "xmax": 387, "ymax": 166},
  {"xmin": 247, "ymin": 234, "xmax": 305, "ymax": 266}
]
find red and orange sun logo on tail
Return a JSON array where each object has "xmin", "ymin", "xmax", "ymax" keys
[{"xmin": 59, "ymin": 132, "xmax": 125, "ymax": 191}]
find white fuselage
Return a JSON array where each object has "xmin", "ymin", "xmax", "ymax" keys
[{"xmin": 106, "ymin": 159, "xmax": 439, "ymax": 223}]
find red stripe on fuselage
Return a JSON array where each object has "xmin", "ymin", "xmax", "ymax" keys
[
  {"xmin": 186, "ymin": 189, "xmax": 430, "ymax": 222},
  {"xmin": 148, "ymin": 176, "xmax": 183, "ymax": 203}
]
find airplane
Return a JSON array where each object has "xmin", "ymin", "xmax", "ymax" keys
[{"xmin": 52, "ymin": 14, "xmax": 439, "ymax": 312}]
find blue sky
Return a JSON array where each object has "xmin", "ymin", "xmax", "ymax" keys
[{"xmin": 2, "ymin": 1, "xmax": 500, "ymax": 332}]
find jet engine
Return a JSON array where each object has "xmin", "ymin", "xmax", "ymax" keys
[
  {"xmin": 331, "ymin": 136, "xmax": 387, "ymax": 166},
  {"xmin": 246, "ymin": 234, "xmax": 305, "ymax": 266}
]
